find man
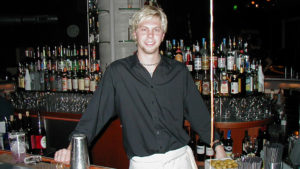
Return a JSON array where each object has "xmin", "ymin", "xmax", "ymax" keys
[{"xmin": 54, "ymin": 6, "xmax": 226, "ymax": 169}]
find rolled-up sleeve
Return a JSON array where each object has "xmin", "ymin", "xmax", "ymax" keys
[{"xmin": 70, "ymin": 66, "xmax": 117, "ymax": 145}]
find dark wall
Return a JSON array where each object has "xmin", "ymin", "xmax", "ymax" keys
[{"xmin": 0, "ymin": 0, "xmax": 88, "ymax": 69}]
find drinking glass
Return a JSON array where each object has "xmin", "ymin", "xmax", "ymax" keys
[{"xmin": 9, "ymin": 132, "xmax": 26, "ymax": 163}]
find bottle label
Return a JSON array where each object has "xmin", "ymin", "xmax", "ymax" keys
[
  {"xmin": 35, "ymin": 135, "xmax": 46, "ymax": 149},
  {"xmin": 202, "ymin": 81, "xmax": 210, "ymax": 95},
  {"xmin": 202, "ymin": 56, "xmax": 209, "ymax": 70},
  {"xmin": 209, "ymin": 56, "xmax": 218, "ymax": 69},
  {"xmin": 231, "ymin": 82, "xmax": 239, "ymax": 94},
  {"xmin": 90, "ymin": 80, "xmax": 96, "ymax": 92},
  {"xmin": 220, "ymin": 81, "xmax": 229, "ymax": 94},
  {"xmin": 194, "ymin": 80, "xmax": 202, "ymax": 93},
  {"xmin": 62, "ymin": 78, "xmax": 68, "ymax": 91},
  {"xmin": 218, "ymin": 58, "xmax": 226, "ymax": 69},
  {"xmin": 206, "ymin": 147, "xmax": 214, "ymax": 156},
  {"xmin": 84, "ymin": 78, "xmax": 90, "ymax": 91},
  {"xmin": 194, "ymin": 58, "xmax": 201, "ymax": 70},
  {"xmin": 227, "ymin": 56, "xmax": 234, "ymax": 71},
  {"xmin": 196, "ymin": 145, "xmax": 205, "ymax": 154},
  {"xmin": 67, "ymin": 79, "xmax": 72, "ymax": 90},
  {"xmin": 78, "ymin": 79, "xmax": 85, "ymax": 91},
  {"xmin": 245, "ymin": 76, "xmax": 253, "ymax": 92},
  {"xmin": 224, "ymin": 145, "xmax": 232, "ymax": 156},
  {"xmin": 72, "ymin": 79, "xmax": 78, "ymax": 90}
]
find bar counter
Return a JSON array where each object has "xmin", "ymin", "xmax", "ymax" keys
[{"xmin": 0, "ymin": 150, "xmax": 114, "ymax": 169}]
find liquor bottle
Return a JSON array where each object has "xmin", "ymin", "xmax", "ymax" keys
[
  {"xmin": 33, "ymin": 111, "xmax": 47, "ymax": 155},
  {"xmin": 188, "ymin": 130, "xmax": 197, "ymax": 156},
  {"xmin": 84, "ymin": 67, "xmax": 91, "ymax": 93},
  {"xmin": 205, "ymin": 144, "xmax": 214, "ymax": 159},
  {"xmin": 67, "ymin": 69, "xmax": 73, "ymax": 92},
  {"xmin": 196, "ymin": 138, "xmax": 205, "ymax": 161},
  {"xmin": 171, "ymin": 39, "xmax": 177, "ymax": 59},
  {"xmin": 213, "ymin": 69, "xmax": 220, "ymax": 97},
  {"xmin": 257, "ymin": 60, "xmax": 264, "ymax": 93},
  {"xmin": 174, "ymin": 45, "xmax": 183, "ymax": 63},
  {"xmin": 25, "ymin": 68, "xmax": 31, "ymax": 91},
  {"xmin": 238, "ymin": 67, "xmax": 246, "ymax": 96},
  {"xmin": 62, "ymin": 70, "xmax": 68, "ymax": 92},
  {"xmin": 245, "ymin": 66, "xmax": 253, "ymax": 95},
  {"xmin": 194, "ymin": 70, "xmax": 202, "ymax": 93},
  {"xmin": 185, "ymin": 46, "xmax": 193, "ymax": 72},
  {"xmin": 224, "ymin": 130, "xmax": 233, "ymax": 157},
  {"xmin": 202, "ymin": 70, "xmax": 210, "ymax": 96},
  {"xmin": 194, "ymin": 41, "xmax": 201, "ymax": 73},
  {"xmin": 72, "ymin": 68, "xmax": 79, "ymax": 92},
  {"xmin": 226, "ymin": 38, "xmax": 235, "ymax": 74},
  {"xmin": 17, "ymin": 63, "xmax": 25, "ymax": 90},
  {"xmin": 201, "ymin": 38, "xmax": 209, "ymax": 71},
  {"xmin": 242, "ymin": 130, "xmax": 251, "ymax": 156},
  {"xmin": 236, "ymin": 38, "xmax": 244, "ymax": 71},
  {"xmin": 56, "ymin": 70, "xmax": 62, "ymax": 92},
  {"xmin": 219, "ymin": 71, "xmax": 230, "ymax": 97},
  {"xmin": 89, "ymin": 72, "xmax": 96, "ymax": 93},
  {"xmin": 262, "ymin": 126, "xmax": 270, "ymax": 146},
  {"xmin": 50, "ymin": 68, "xmax": 56, "ymax": 92},
  {"xmin": 44, "ymin": 69, "xmax": 51, "ymax": 91},
  {"xmin": 256, "ymin": 129, "xmax": 263, "ymax": 157},
  {"xmin": 251, "ymin": 60, "xmax": 258, "ymax": 94},
  {"xmin": 78, "ymin": 69, "xmax": 85, "ymax": 93},
  {"xmin": 230, "ymin": 64, "xmax": 239, "ymax": 96},
  {"xmin": 217, "ymin": 42, "xmax": 226, "ymax": 73},
  {"xmin": 243, "ymin": 42, "xmax": 251, "ymax": 73},
  {"xmin": 24, "ymin": 111, "xmax": 33, "ymax": 154}
]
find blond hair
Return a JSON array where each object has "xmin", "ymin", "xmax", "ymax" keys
[{"xmin": 129, "ymin": 6, "xmax": 168, "ymax": 40}]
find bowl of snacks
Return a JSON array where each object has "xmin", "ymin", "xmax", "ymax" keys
[{"xmin": 205, "ymin": 158, "xmax": 238, "ymax": 169}]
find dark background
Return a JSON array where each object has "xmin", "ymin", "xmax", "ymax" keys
[{"xmin": 0, "ymin": 0, "xmax": 300, "ymax": 76}]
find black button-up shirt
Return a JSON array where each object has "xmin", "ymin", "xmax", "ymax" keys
[{"xmin": 72, "ymin": 54, "xmax": 219, "ymax": 158}]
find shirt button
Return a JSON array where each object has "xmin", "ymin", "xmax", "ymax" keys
[
  {"xmin": 156, "ymin": 131, "xmax": 160, "ymax": 135},
  {"xmin": 150, "ymin": 85, "xmax": 153, "ymax": 88}
]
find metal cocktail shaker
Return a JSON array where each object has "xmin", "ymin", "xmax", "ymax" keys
[{"xmin": 70, "ymin": 134, "xmax": 90, "ymax": 169}]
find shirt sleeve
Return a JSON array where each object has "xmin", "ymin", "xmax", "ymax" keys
[
  {"xmin": 70, "ymin": 66, "xmax": 117, "ymax": 145},
  {"xmin": 183, "ymin": 69, "xmax": 220, "ymax": 145}
]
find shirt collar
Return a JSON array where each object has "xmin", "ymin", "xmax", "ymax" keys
[{"xmin": 128, "ymin": 53, "xmax": 172, "ymax": 71}]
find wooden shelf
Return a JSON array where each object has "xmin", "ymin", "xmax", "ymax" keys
[{"xmin": 16, "ymin": 110, "xmax": 82, "ymax": 122}]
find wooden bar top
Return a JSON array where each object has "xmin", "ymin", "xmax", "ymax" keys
[{"xmin": 0, "ymin": 150, "xmax": 114, "ymax": 169}]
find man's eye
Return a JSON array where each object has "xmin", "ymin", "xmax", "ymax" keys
[{"xmin": 154, "ymin": 28, "xmax": 161, "ymax": 32}]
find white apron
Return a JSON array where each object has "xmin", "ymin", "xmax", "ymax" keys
[{"xmin": 129, "ymin": 145, "xmax": 198, "ymax": 169}]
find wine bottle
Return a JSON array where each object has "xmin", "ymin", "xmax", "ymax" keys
[
  {"xmin": 196, "ymin": 138, "xmax": 205, "ymax": 161},
  {"xmin": 33, "ymin": 111, "xmax": 47, "ymax": 155},
  {"xmin": 242, "ymin": 130, "xmax": 250, "ymax": 156},
  {"xmin": 24, "ymin": 111, "xmax": 33, "ymax": 154},
  {"xmin": 224, "ymin": 130, "xmax": 233, "ymax": 157}
]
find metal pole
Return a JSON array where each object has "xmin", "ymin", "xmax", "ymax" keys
[{"xmin": 209, "ymin": 0, "xmax": 215, "ymax": 148}]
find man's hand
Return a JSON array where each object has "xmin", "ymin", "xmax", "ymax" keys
[
  {"xmin": 214, "ymin": 145, "xmax": 227, "ymax": 159},
  {"xmin": 54, "ymin": 144, "xmax": 71, "ymax": 164}
]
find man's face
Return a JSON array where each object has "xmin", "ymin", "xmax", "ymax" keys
[{"xmin": 134, "ymin": 16, "xmax": 165, "ymax": 55}]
